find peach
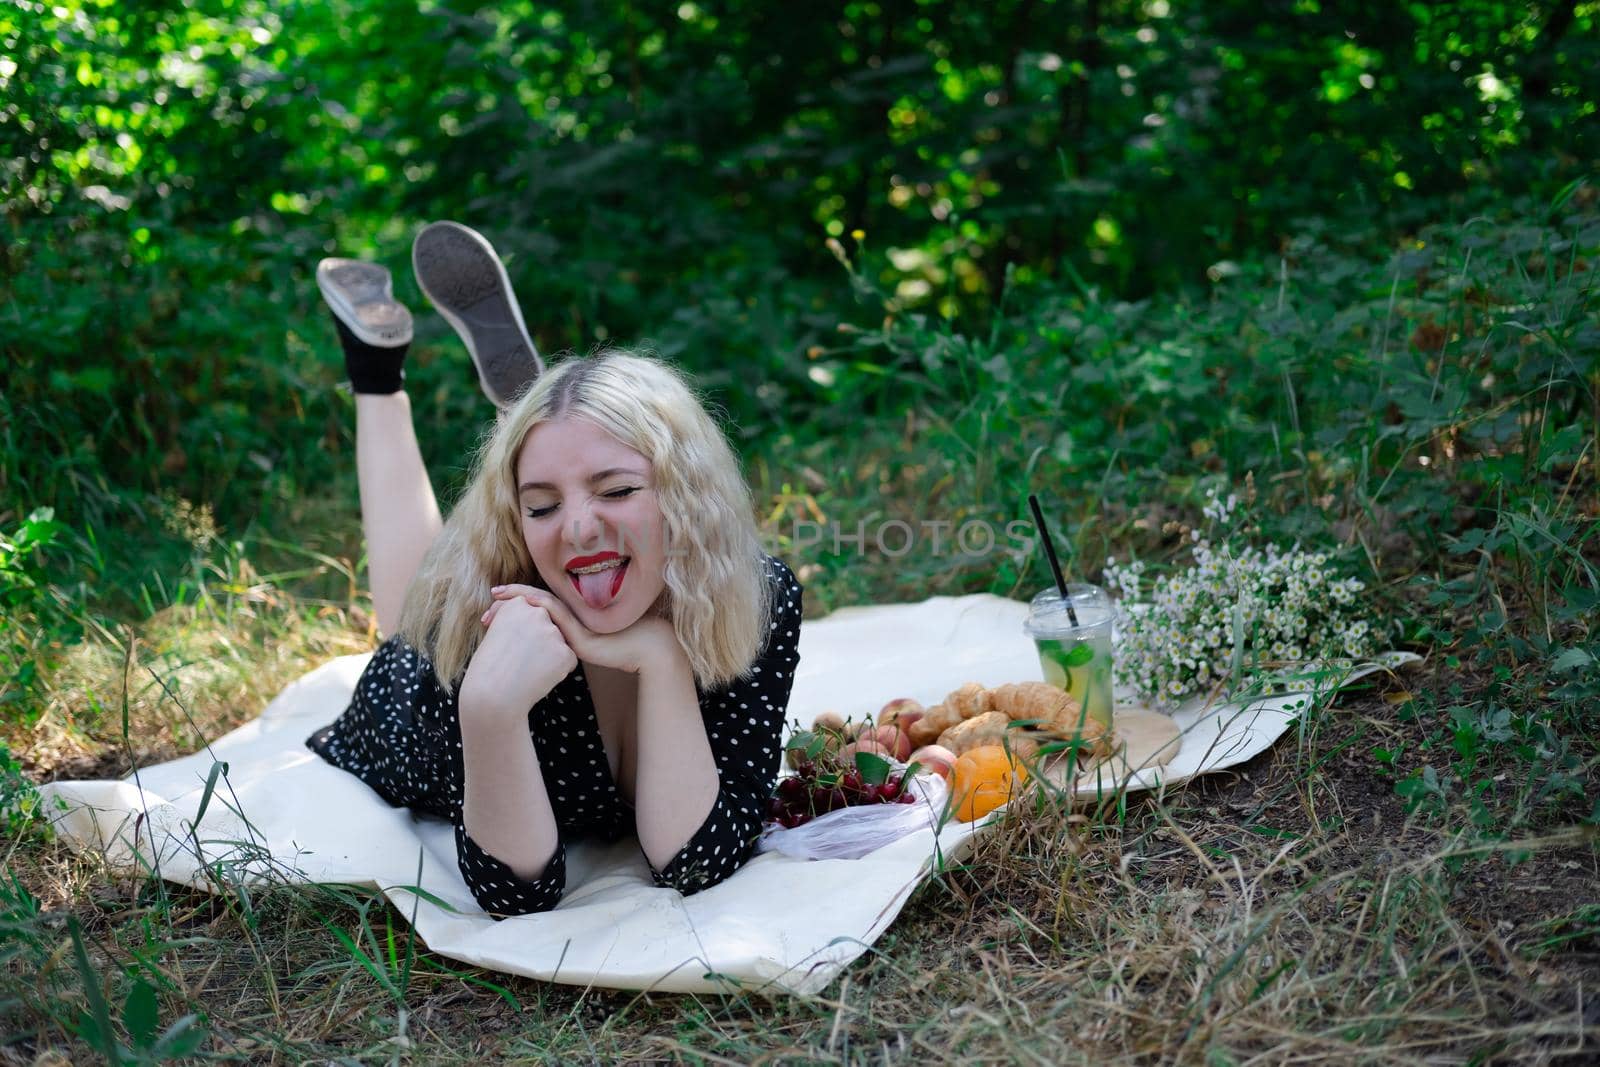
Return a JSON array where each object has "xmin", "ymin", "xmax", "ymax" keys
[
  {"xmin": 870, "ymin": 724, "xmax": 914, "ymax": 761},
  {"xmin": 840, "ymin": 738, "xmax": 894, "ymax": 765},
  {"xmin": 812, "ymin": 710, "xmax": 846, "ymax": 733},
  {"xmin": 908, "ymin": 744, "xmax": 958, "ymax": 779},
  {"xmin": 877, "ymin": 698, "xmax": 925, "ymax": 727}
]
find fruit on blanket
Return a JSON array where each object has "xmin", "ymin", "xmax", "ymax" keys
[
  {"xmin": 949, "ymin": 745, "xmax": 1030, "ymax": 822},
  {"xmin": 853, "ymin": 722, "xmax": 910, "ymax": 760},
  {"xmin": 813, "ymin": 710, "xmax": 846, "ymax": 733},
  {"xmin": 908, "ymin": 744, "xmax": 957, "ymax": 779},
  {"xmin": 767, "ymin": 753, "xmax": 921, "ymax": 828},
  {"xmin": 869, "ymin": 724, "xmax": 914, "ymax": 761},
  {"xmin": 877, "ymin": 698, "xmax": 925, "ymax": 729},
  {"xmin": 840, "ymin": 738, "xmax": 893, "ymax": 764}
]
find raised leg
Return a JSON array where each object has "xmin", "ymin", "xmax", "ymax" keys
[
  {"xmin": 355, "ymin": 392, "xmax": 443, "ymax": 634},
  {"xmin": 317, "ymin": 258, "xmax": 440, "ymax": 634},
  {"xmin": 412, "ymin": 221, "xmax": 544, "ymax": 409}
]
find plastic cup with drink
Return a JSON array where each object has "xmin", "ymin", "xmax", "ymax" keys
[{"xmin": 1025, "ymin": 584, "xmax": 1115, "ymax": 735}]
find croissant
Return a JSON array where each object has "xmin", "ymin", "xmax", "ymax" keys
[
  {"xmin": 986, "ymin": 681, "xmax": 1113, "ymax": 757},
  {"xmin": 909, "ymin": 702, "xmax": 963, "ymax": 747},
  {"xmin": 945, "ymin": 682, "xmax": 992, "ymax": 719},
  {"xmin": 938, "ymin": 711, "xmax": 1040, "ymax": 758},
  {"xmin": 906, "ymin": 718, "xmax": 940, "ymax": 747},
  {"xmin": 988, "ymin": 682, "xmax": 1085, "ymax": 732}
]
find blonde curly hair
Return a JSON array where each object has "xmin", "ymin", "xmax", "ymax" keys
[{"xmin": 397, "ymin": 350, "xmax": 772, "ymax": 692}]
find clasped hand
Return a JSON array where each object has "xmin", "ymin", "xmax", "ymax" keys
[{"xmin": 459, "ymin": 584, "xmax": 679, "ymax": 720}]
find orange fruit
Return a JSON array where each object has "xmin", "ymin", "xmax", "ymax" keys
[{"xmin": 948, "ymin": 744, "xmax": 1030, "ymax": 822}]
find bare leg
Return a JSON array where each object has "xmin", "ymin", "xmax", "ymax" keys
[
  {"xmin": 317, "ymin": 258, "xmax": 440, "ymax": 634},
  {"xmin": 355, "ymin": 392, "xmax": 443, "ymax": 635}
]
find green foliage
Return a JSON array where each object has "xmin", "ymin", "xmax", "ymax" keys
[
  {"xmin": 0, "ymin": 739, "xmax": 41, "ymax": 836},
  {"xmin": 0, "ymin": 874, "xmax": 206, "ymax": 1063},
  {"xmin": 67, "ymin": 917, "xmax": 208, "ymax": 1065},
  {"xmin": 804, "ymin": 199, "xmax": 1598, "ymax": 835},
  {"xmin": 1388, "ymin": 623, "xmax": 1599, "ymax": 831},
  {"xmin": 0, "ymin": 508, "xmax": 80, "ymax": 717},
  {"xmin": 0, "ymin": 0, "xmax": 1595, "ymax": 885},
  {"xmin": 4, "ymin": 0, "xmax": 1595, "ymax": 551}
]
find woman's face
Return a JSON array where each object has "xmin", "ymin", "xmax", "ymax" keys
[{"xmin": 514, "ymin": 415, "xmax": 669, "ymax": 635}]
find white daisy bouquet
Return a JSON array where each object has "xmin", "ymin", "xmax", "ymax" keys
[{"xmin": 1102, "ymin": 487, "xmax": 1382, "ymax": 707}]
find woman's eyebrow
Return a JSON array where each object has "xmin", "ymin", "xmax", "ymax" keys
[{"xmin": 518, "ymin": 467, "xmax": 647, "ymax": 492}]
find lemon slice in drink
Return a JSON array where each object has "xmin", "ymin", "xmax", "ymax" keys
[
  {"xmin": 1041, "ymin": 655, "xmax": 1069, "ymax": 689},
  {"xmin": 1067, "ymin": 661, "xmax": 1097, "ymax": 701}
]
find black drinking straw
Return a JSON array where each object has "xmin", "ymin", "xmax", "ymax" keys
[{"xmin": 1028, "ymin": 494, "xmax": 1080, "ymax": 626}]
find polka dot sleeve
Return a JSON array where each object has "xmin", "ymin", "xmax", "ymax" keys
[
  {"xmin": 652, "ymin": 557, "xmax": 803, "ymax": 895},
  {"xmin": 453, "ymin": 824, "xmax": 566, "ymax": 917}
]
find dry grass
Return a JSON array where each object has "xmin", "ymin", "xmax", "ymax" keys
[
  {"xmin": 4, "ymin": 572, "xmax": 1597, "ymax": 1064},
  {"xmin": 14, "ymin": 581, "xmax": 372, "ymax": 783}
]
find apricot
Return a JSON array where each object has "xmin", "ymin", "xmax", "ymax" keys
[{"xmin": 949, "ymin": 744, "xmax": 1030, "ymax": 822}]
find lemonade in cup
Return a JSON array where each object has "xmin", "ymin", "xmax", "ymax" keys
[{"xmin": 1024, "ymin": 584, "xmax": 1114, "ymax": 734}]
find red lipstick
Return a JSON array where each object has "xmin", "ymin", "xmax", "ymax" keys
[{"xmin": 565, "ymin": 550, "xmax": 623, "ymax": 570}]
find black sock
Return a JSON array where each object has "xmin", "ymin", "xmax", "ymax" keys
[{"xmin": 333, "ymin": 315, "xmax": 408, "ymax": 395}]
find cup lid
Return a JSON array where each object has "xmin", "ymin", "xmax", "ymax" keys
[
  {"xmin": 1029, "ymin": 582, "xmax": 1110, "ymax": 609},
  {"xmin": 1024, "ymin": 594, "xmax": 1112, "ymax": 636}
]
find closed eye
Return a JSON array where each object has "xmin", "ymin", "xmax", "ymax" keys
[{"xmin": 524, "ymin": 486, "xmax": 640, "ymax": 520}]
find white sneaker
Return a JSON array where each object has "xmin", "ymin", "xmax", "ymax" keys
[
  {"xmin": 315, "ymin": 259, "xmax": 414, "ymax": 347},
  {"xmin": 411, "ymin": 221, "xmax": 544, "ymax": 408}
]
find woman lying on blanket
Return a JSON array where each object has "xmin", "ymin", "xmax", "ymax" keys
[{"xmin": 306, "ymin": 222, "xmax": 803, "ymax": 917}]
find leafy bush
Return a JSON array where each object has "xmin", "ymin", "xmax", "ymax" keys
[{"xmin": 0, "ymin": 508, "xmax": 79, "ymax": 718}]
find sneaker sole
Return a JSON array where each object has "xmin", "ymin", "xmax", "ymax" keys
[
  {"xmin": 411, "ymin": 221, "xmax": 544, "ymax": 407},
  {"xmin": 315, "ymin": 259, "xmax": 414, "ymax": 347}
]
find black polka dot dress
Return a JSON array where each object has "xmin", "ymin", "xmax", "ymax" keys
[{"xmin": 307, "ymin": 555, "xmax": 803, "ymax": 917}]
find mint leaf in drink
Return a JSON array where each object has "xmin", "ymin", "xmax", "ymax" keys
[{"xmin": 1063, "ymin": 643, "xmax": 1096, "ymax": 667}]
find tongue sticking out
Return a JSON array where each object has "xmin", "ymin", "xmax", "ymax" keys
[{"xmin": 572, "ymin": 561, "xmax": 628, "ymax": 610}]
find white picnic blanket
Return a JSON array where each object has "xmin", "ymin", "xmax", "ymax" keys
[{"xmin": 39, "ymin": 593, "xmax": 1417, "ymax": 995}]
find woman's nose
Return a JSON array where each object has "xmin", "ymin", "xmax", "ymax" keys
[{"xmin": 566, "ymin": 501, "xmax": 609, "ymax": 551}]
